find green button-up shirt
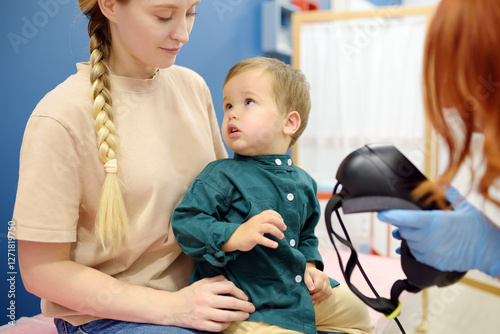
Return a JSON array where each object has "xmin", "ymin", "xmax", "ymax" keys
[{"xmin": 172, "ymin": 154, "xmax": 339, "ymax": 334}]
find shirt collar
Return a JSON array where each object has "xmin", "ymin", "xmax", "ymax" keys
[
  {"xmin": 233, "ymin": 154, "xmax": 294, "ymax": 171},
  {"xmin": 76, "ymin": 62, "xmax": 163, "ymax": 94}
]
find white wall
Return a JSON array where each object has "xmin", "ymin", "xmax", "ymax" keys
[
  {"xmin": 330, "ymin": 0, "xmax": 376, "ymax": 11},
  {"xmin": 402, "ymin": 0, "xmax": 441, "ymax": 6}
]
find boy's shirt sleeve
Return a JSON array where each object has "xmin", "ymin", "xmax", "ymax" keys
[
  {"xmin": 298, "ymin": 197, "xmax": 324, "ymax": 270},
  {"xmin": 172, "ymin": 167, "xmax": 241, "ymax": 267},
  {"xmin": 297, "ymin": 176, "xmax": 340, "ymax": 287},
  {"xmin": 297, "ymin": 176, "xmax": 325, "ymax": 270}
]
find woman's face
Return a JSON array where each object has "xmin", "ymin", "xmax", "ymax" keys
[{"xmin": 105, "ymin": 0, "xmax": 199, "ymax": 78}]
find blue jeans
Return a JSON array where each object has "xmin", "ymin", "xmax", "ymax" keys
[
  {"xmin": 54, "ymin": 318, "xmax": 344, "ymax": 334},
  {"xmin": 54, "ymin": 318, "xmax": 214, "ymax": 334}
]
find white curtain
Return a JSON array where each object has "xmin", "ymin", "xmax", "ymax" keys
[
  {"xmin": 298, "ymin": 15, "xmax": 428, "ymax": 188},
  {"xmin": 298, "ymin": 15, "xmax": 429, "ymax": 255}
]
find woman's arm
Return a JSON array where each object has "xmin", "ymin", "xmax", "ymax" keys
[{"xmin": 18, "ymin": 241, "xmax": 254, "ymax": 332}]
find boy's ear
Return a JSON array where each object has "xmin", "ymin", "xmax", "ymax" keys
[{"xmin": 283, "ymin": 111, "xmax": 301, "ymax": 136}]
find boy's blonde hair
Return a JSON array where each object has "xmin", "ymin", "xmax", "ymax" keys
[
  {"xmin": 224, "ymin": 57, "xmax": 311, "ymax": 147},
  {"xmin": 79, "ymin": 0, "xmax": 130, "ymax": 252}
]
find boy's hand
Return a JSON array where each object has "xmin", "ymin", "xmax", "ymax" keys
[
  {"xmin": 222, "ymin": 210, "xmax": 287, "ymax": 252},
  {"xmin": 304, "ymin": 262, "xmax": 332, "ymax": 304}
]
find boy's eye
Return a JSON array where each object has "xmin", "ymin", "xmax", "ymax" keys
[
  {"xmin": 245, "ymin": 99, "xmax": 255, "ymax": 106},
  {"xmin": 225, "ymin": 104, "xmax": 233, "ymax": 111}
]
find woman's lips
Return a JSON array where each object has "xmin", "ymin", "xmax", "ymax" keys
[{"xmin": 160, "ymin": 47, "xmax": 180, "ymax": 55}]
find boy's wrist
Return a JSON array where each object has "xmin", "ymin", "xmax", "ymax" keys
[
  {"xmin": 221, "ymin": 240, "xmax": 236, "ymax": 253},
  {"xmin": 306, "ymin": 261, "xmax": 320, "ymax": 269}
]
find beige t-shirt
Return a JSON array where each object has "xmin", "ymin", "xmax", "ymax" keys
[{"xmin": 13, "ymin": 63, "xmax": 227, "ymax": 325}]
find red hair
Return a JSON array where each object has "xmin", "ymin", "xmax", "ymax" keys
[{"xmin": 423, "ymin": 0, "xmax": 500, "ymax": 204}]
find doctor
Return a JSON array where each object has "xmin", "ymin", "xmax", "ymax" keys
[{"xmin": 378, "ymin": 0, "xmax": 500, "ymax": 279}]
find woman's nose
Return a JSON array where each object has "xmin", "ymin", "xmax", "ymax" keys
[{"xmin": 171, "ymin": 19, "xmax": 190, "ymax": 44}]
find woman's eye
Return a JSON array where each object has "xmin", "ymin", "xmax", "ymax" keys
[
  {"xmin": 157, "ymin": 16, "xmax": 173, "ymax": 22},
  {"xmin": 187, "ymin": 12, "xmax": 197, "ymax": 18}
]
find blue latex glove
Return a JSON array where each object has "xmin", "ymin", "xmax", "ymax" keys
[{"xmin": 378, "ymin": 187, "xmax": 500, "ymax": 278}]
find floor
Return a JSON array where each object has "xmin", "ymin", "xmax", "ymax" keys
[{"xmin": 381, "ymin": 282, "xmax": 500, "ymax": 334}]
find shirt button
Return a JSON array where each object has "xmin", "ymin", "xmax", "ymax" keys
[
  {"xmin": 275, "ymin": 158, "xmax": 282, "ymax": 166},
  {"xmin": 287, "ymin": 159, "xmax": 292, "ymax": 166},
  {"xmin": 287, "ymin": 193, "xmax": 294, "ymax": 201},
  {"xmin": 295, "ymin": 275, "xmax": 302, "ymax": 283},
  {"xmin": 289, "ymin": 239, "xmax": 296, "ymax": 247}
]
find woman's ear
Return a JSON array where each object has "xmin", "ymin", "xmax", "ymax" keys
[
  {"xmin": 98, "ymin": 0, "xmax": 119, "ymax": 23},
  {"xmin": 283, "ymin": 111, "xmax": 301, "ymax": 136}
]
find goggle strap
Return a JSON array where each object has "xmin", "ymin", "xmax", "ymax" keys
[{"xmin": 325, "ymin": 193, "xmax": 418, "ymax": 317}]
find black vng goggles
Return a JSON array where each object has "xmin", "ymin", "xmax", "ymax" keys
[{"xmin": 324, "ymin": 143, "xmax": 467, "ymax": 333}]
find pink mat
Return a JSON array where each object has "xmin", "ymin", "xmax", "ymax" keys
[
  {"xmin": 0, "ymin": 314, "xmax": 56, "ymax": 333},
  {"xmin": 0, "ymin": 250, "xmax": 406, "ymax": 333}
]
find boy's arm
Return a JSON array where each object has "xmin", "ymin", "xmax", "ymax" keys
[
  {"xmin": 221, "ymin": 210, "xmax": 287, "ymax": 253},
  {"xmin": 173, "ymin": 181, "xmax": 287, "ymax": 264},
  {"xmin": 172, "ymin": 179, "xmax": 241, "ymax": 267}
]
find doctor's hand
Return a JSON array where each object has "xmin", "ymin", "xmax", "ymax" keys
[
  {"xmin": 378, "ymin": 187, "xmax": 500, "ymax": 278},
  {"xmin": 222, "ymin": 210, "xmax": 287, "ymax": 253}
]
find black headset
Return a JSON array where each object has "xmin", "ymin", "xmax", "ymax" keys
[{"xmin": 324, "ymin": 143, "xmax": 466, "ymax": 332}]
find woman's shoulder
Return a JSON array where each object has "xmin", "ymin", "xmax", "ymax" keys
[
  {"xmin": 33, "ymin": 63, "xmax": 91, "ymax": 119},
  {"xmin": 28, "ymin": 63, "xmax": 93, "ymax": 140}
]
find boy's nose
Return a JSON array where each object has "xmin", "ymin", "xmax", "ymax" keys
[{"xmin": 227, "ymin": 109, "xmax": 237, "ymax": 120}]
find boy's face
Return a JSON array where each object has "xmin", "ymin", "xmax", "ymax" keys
[{"xmin": 222, "ymin": 69, "xmax": 291, "ymax": 156}]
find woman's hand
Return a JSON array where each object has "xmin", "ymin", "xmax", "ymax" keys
[
  {"xmin": 222, "ymin": 210, "xmax": 287, "ymax": 252},
  {"xmin": 170, "ymin": 276, "xmax": 255, "ymax": 332},
  {"xmin": 304, "ymin": 262, "xmax": 332, "ymax": 304}
]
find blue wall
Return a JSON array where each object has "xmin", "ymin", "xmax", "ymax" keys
[{"xmin": 1, "ymin": 0, "xmax": 89, "ymax": 324}]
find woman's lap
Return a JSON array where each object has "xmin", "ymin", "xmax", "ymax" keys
[
  {"xmin": 54, "ymin": 318, "xmax": 345, "ymax": 334},
  {"xmin": 54, "ymin": 318, "xmax": 215, "ymax": 334}
]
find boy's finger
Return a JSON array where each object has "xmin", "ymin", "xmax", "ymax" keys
[
  {"xmin": 304, "ymin": 274, "xmax": 314, "ymax": 291},
  {"xmin": 258, "ymin": 238, "xmax": 279, "ymax": 249},
  {"xmin": 262, "ymin": 210, "xmax": 287, "ymax": 231}
]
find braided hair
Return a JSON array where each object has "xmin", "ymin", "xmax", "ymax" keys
[{"xmin": 79, "ymin": 0, "xmax": 129, "ymax": 252}]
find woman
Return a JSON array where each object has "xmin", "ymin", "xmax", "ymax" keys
[
  {"xmin": 378, "ymin": 0, "xmax": 500, "ymax": 279},
  {"xmin": 13, "ymin": 0, "xmax": 254, "ymax": 333}
]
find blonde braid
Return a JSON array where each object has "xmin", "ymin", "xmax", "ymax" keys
[{"xmin": 81, "ymin": 0, "xmax": 129, "ymax": 252}]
